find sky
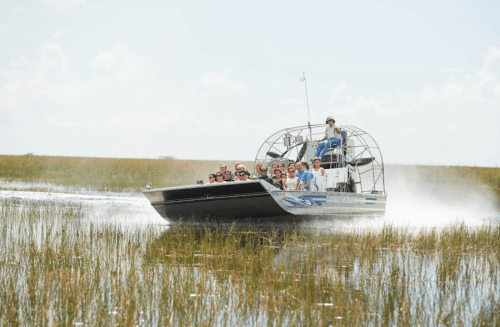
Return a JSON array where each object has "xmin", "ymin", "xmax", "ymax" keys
[{"xmin": 1, "ymin": 0, "xmax": 500, "ymax": 166}]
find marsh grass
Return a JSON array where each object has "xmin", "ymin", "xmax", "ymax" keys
[
  {"xmin": 2, "ymin": 155, "xmax": 500, "ymax": 198},
  {"xmin": 0, "ymin": 155, "xmax": 254, "ymax": 193},
  {"xmin": 1, "ymin": 199, "xmax": 499, "ymax": 326}
]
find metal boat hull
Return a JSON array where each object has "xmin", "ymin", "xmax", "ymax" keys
[{"xmin": 143, "ymin": 180, "xmax": 386, "ymax": 224}]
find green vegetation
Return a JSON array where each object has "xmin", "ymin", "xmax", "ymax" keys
[
  {"xmin": 1, "ymin": 199, "xmax": 499, "ymax": 326},
  {"xmin": 1, "ymin": 155, "xmax": 500, "ymax": 198},
  {"xmin": 0, "ymin": 155, "xmax": 254, "ymax": 193}
]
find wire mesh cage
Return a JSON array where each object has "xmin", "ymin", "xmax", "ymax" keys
[{"xmin": 253, "ymin": 124, "xmax": 385, "ymax": 194}]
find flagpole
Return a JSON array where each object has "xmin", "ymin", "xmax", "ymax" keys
[{"xmin": 301, "ymin": 72, "xmax": 313, "ymax": 142}]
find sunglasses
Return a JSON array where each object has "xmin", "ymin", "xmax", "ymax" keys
[
  {"xmin": 209, "ymin": 176, "xmax": 215, "ymax": 178},
  {"xmin": 260, "ymin": 170, "xmax": 267, "ymax": 172},
  {"xmin": 216, "ymin": 175, "xmax": 223, "ymax": 177},
  {"xmin": 238, "ymin": 174, "xmax": 246, "ymax": 177}
]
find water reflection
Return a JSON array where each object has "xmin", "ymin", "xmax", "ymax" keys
[{"xmin": 145, "ymin": 225, "xmax": 500, "ymax": 326}]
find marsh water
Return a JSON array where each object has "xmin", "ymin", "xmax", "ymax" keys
[{"xmin": 1, "ymin": 166, "xmax": 500, "ymax": 326}]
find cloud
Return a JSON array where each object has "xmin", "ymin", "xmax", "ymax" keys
[
  {"xmin": 0, "ymin": 23, "xmax": 9, "ymax": 35},
  {"xmin": 0, "ymin": 41, "xmax": 145, "ymax": 115},
  {"xmin": 51, "ymin": 30, "xmax": 70, "ymax": 39},
  {"xmin": 35, "ymin": 0, "xmax": 86, "ymax": 9},
  {"xmin": 39, "ymin": 43, "xmax": 69, "ymax": 71},
  {"xmin": 9, "ymin": 6, "xmax": 25, "ymax": 16},
  {"xmin": 440, "ymin": 68, "xmax": 469, "ymax": 73},
  {"xmin": 91, "ymin": 43, "xmax": 142, "ymax": 81},
  {"xmin": 0, "ymin": 43, "xmax": 70, "ymax": 112},
  {"xmin": 332, "ymin": 46, "xmax": 500, "ymax": 116},
  {"xmin": 329, "ymin": 46, "xmax": 500, "ymax": 165},
  {"xmin": 200, "ymin": 70, "xmax": 244, "ymax": 90}
]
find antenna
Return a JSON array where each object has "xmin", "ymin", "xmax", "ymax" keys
[{"xmin": 299, "ymin": 72, "xmax": 313, "ymax": 140}]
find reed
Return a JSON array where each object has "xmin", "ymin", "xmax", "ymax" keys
[
  {"xmin": 1, "ymin": 198, "xmax": 499, "ymax": 326},
  {"xmin": 0, "ymin": 155, "xmax": 254, "ymax": 193},
  {"xmin": 2, "ymin": 155, "xmax": 500, "ymax": 199}
]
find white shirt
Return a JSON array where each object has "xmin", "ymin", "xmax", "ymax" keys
[
  {"xmin": 286, "ymin": 176, "xmax": 300, "ymax": 190},
  {"xmin": 325, "ymin": 125, "xmax": 341, "ymax": 139}
]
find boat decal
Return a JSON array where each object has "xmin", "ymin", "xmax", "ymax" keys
[
  {"xmin": 282, "ymin": 195, "xmax": 327, "ymax": 207},
  {"xmin": 327, "ymin": 195, "xmax": 367, "ymax": 204},
  {"xmin": 365, "ymin": 197, "xmax": 377, "ymax": 205}
]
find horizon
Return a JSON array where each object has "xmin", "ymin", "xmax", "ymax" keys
[{"xmin": 2, "ymin": 152, "xmax": 498, "ymax": 169}]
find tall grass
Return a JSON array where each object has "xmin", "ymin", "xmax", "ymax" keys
[
  {"xmin": 2, "ymin": 155, "xmax": 500, "ymax": 197},
  {"xmin": 0, "ymin": 155, "xmax": 254, "ymax": 193},
  {"xmin": 1, "ymin": 199, "xmax": 499, "ymax": 326}
]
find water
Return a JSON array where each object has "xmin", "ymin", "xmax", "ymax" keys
[
  {"xmin": 2, "ymin": 164, "xmax": 499, "ymax": 229},
  {"xmin": 0, "ymin": 188, "xmax": 165, "ymax": 226}
]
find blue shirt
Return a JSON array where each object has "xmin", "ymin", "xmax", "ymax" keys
[{"xmin": 296, "ymin": 169, "xmax": 313, "ymax": 191}]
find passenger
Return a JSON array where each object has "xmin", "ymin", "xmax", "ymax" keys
[
  {"xmin": 311, "ymin": 157, "xmax": 326, "ymax": 191},
  {"xmin": 257, "ymin": 165, "xmax": 274, "ymax": 185},
  {"xmin": 315, "ymin": 116, "xmax": 344, "ymax": 159},
  {"xmin": 286, "ymin": 167, "xmax": 301, "ymax": 190},
  {"xmin": 239, "ymin": 164, "xmax": 251, "ymax": 177},
  {"xmin": 302, "ymin": 161, "xmax": 314, "ymax": 176},
  {"xmin": 295, "ymin": 161, "xmax": 313, "ymax": 191},
  {"xmin": 252, "ymin": 162, "xmax": 263, "ymax": 179},
  {"xmin": 208, "ymin": 173, "xmax": 217, "ymax": 184},
  {"xmin": 196, "ymin": 180, "xmax": 204, "ymax": 185},
  {"xmin": 271, "ymin": 163, "xmax": 278, "ymax": 177},
  {"xmin": 219, "ymin": 164, "xmax": 228, "ymax": 175},
  {"xmin": 233, "ymin": 167, "xmax": 242, "ymax": 181},
  {"xmin": 280, "ymin": 164, "xmax": 287, "ymax": 184},
  {"xmin": 237, "ymin": 170, "xmax": 250, "ymax": 181},
  {"xmin": 234, "ymin": 164, "xmax": 251, "ymax": 181},
  {"xmin": 224, "ymin": 170, "xmax": 233, "ymax": 182},
  {"xmin": 232, "ymin": 162, "xmax": 242, "ymax": 179},
  {"xmin": 215, "ymin": 173, "xmax": 226, "ymax": 183},
  {"xmin": 273, "ymin": 169, "xmax": 286, "ymax": 190}
]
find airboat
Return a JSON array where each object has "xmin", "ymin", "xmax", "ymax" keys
[{"xmin": 143, "ymin": 124, "xmax": 386, "ymax": 223}]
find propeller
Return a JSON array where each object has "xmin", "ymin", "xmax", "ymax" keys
[
  {"xmin": 266, "ymin": 151, "xmax": 281, "ymax": 158},
  {"xmin": 295, "ymin": 142, "xmax": 307, "ymax": 162},
  {"xmin": 347, "ymin": 157, "xmax": 375, "ymax": 167},
  {"xmin": 266, "ymin": 142, "xmax": 305, "ymax": 159}
]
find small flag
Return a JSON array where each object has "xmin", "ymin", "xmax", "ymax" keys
[{"xmin": 299, "ymin": 72, "xmax": 305, "ymax": 82}]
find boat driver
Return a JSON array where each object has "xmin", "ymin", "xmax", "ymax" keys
[{"xmin": 314, "ymin": 116, "xmax": 345, "ymax": 159}]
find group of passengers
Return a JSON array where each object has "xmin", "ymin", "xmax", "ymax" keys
[
  {"xmin": 195, "ymin": 115, "xmax": 340, "ymax": 190},
  {"xmin": 201, "ymin": 158, "xmax": 326, "ymax": 191}
]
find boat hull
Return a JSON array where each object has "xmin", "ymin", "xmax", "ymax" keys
[{"xmin": 144, "ymin": 180, "xmax": 387, "ymax": 224}]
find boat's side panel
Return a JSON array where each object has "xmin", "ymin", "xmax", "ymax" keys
[
  {"xmin": 144, "ymin": 181, "xmax": 291, "ymax": 222},
  {"xmin": 143, "ymin": 181, "xmax": 387, "ymax": 223},
  {"xmin": 270, "ymin": 190, "xmax": 387, "ymax": 214}
]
